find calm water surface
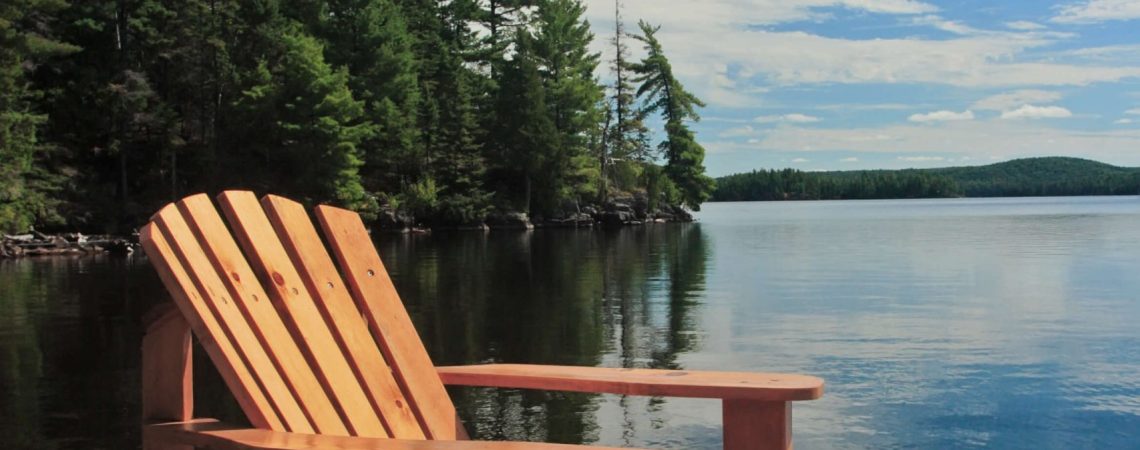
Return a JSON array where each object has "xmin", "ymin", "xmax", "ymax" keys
[{"xmin": 1, "ymin": 196, "xmax": 1138, "ymax": 449}]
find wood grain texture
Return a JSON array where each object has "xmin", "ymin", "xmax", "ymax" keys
[
  {"xmin": 215, "ymin": 191, "xmax": 388, "ymax": 438},
  {"xmin": 722, "ymin": 400, "xmax": 792, "ymax": 450},
  {"xmin": 316, "ymin": 204, "xmax": 464, "ymax": 440},
  {"xmin": 140, "ymin": 222, "xmax": 285, "ymax": 432},
  {"xmin": 436, "ymin": 365, "xmax": 824, "ymax": 401},
  {"xmin": 157, "ymin": 199, "xmax": 326, "ymax": 434},
  {"xmin": 261, "ymin": 194, "xmax": 424, "ymax": 439},
  {"xmin": 144, "ymin": 420, "xmax": 633, "ymax": 450}
]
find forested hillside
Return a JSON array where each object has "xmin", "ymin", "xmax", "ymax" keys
[
  {"xmin": 0, "ymin": 0, "xmax": 713, "ymax": 233},
  {"xmin": 712, "ymin": 157, "xmax": 1140, "ymax": 202}
]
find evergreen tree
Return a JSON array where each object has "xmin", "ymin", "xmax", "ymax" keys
[
  {"xmin": 312, "ymin": 0, "xmax": 421, "ymax": 200},
  {"xmin": 602, "ymin": 0, "xmax": 650, "ymax": 202},
  {"xmin": 493, "ymin": 31, "xmax": 559, "ymax": 215},
  {"xmin": 631, "ymin": 21, "xmax": 713, "ymax": 209},
  {"xmin": 0, "ymin": 0, "xmax": 77, "ymax": 232},
  {"xmin": 531, "ymin": 0, "xmax": 605, "ymax": 207},
  {"xmin": 230, "ymin": 20, "xmax": 376, "ymax": 216}
]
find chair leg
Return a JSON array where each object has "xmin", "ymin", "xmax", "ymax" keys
[
  {"xmin": 723, "ymin": 400, "xmax": 792, "ymax": 450},
  {"xmin": 141, "ymin": 305, "xmax": 194, "ymax": 450}
]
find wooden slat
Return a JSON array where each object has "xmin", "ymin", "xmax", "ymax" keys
[
  {"xmin": 260, "ymin": 194, "xmax": 425, "ymax": 439},
  {"xmin": 139, "ymin": 222, "xmax": 285, "ymax": 432},
  {"xmin": 723, "ymin": 400, "xmax": 792, "ymax": 450},
  {"xmin": 214, "ymin": 191, "xmax": 388, "ymax": 438},
  {"xmin": 145, "ymin": 420, "xmax": 633, "ymax": 450},
  {"xmin": 315, "ymin": 205, "xmax": 465, "ymax": 440},
  {"xmin": 436, "ymin": 365, "xmax": 824, "ymax": 401},
  {"xmin": 171, "ymin": 194, "xmax": 349, "ymax": 436}
]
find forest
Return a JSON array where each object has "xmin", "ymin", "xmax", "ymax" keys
[
  {"xmin": 0, "ymin": 0, "xmax": 714, "ymax": 234},
  {"xmin": 712, "ymin": 157, "xmax": 1140, "ymax": 202}
]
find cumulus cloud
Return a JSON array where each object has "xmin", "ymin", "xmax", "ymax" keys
[
  {"xmin": 1006, "ymin": 21, "xmax": 1046, "ymax": 30},
  {"xmin": 840, "ymin": 157, "xmax": 860, "ymax": 162},
  {"xmin": 1000, "ymin": 105, "xmax": 1074, "ymax": 119},
  {"xmin": 1053, "ymin": 0, "xmax": 1140, "ymax": 23},
  {"xmin": 908, "ymin": 110, "xmax": 975, "ymax": 123},
  {"xmin": 755, "ymin": 113, "xmax": 821, "ymax": 123},
  {"xmin": 791, "ymin": 158, "xmax": 811, "ymax": 163},
  {"xmin": 972, "ymin": 90, "xmax": 1064, "ymax": 111},
  {"xmin": 897, "ymin": 156, "xmax": 945, "ymax": 162},
  {"xmin": 1115, "ymin": 118, "xmax": 1134, "ymax": 124},
  {"xmin": 1127, "ymin": 108, "xmax": 1140, "ymax": 115},
  {"xmin": 584, "ymin": 1, "xmax": 1140, "ymax": 108}
]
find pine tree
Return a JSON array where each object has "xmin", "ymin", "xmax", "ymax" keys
[
  {"xmin": 531, "ymin": 0, "xmax": 605, "ymax": 206},
  {"xmin": 312, "ymin": 0, "xmax": 421, "ymax": 200},
  {"xmin": 631, "ymin": 21, "xmax": 714, "ymax": 209},
  {"xmin": 230, "ymin": 20, "xmax": 376, "ymax": 216},
  {"xmin": 602, "ymin": 0, "xmax": 650, "ymax": 202},
  {"xmin": 0, "ymin": 0, "xmax": 78, "ymax": 232},
  {"xmin": 493, "ymin": 31, "xmax": 559, "ymax": 215}
]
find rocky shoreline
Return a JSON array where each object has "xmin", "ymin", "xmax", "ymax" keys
[
  {"xmin": 1, "ymin": 232, "xmax": 137, "ymax": 259},
  {"xmin": 376, "ymin": 193, "xmax": 695, "ymax": 233}
]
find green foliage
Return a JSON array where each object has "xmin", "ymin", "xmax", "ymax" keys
[
  {"xmin": 0, "ymin": 0, "xmax": 76, "ymax": 232},
  {"xmin": 4, "ymin": 0, "xmax": 713, "ymax": 231},
  {"xmin": 712, "ymin": 157, "xmax": 1140, "ymax": 202},
  {"xmin": 630, "ymin": 21, "xmax": 713, "ymax": 210}
]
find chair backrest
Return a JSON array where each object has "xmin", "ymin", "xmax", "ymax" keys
[{"xmin": 140, "ymin": 191, "xmax": 464, "ymax": 440}]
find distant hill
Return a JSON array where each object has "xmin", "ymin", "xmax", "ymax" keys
[{"xmin": 711, "ymin": 157, "xmax": 1140, "ymax": 202}]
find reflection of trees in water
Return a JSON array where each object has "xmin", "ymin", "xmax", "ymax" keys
[
  {"xmin": 0, "ymin": 257, "xmax": 164, "ymax": 448},
  {"xmin": 381, "ymin": 224, "xmax": 709, "ymax": 445}
]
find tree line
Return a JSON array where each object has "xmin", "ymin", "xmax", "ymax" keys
[
  {"xmin": 0, "ymin": 0, "xmax": 714, "ymax": 233},
  {"xmin": 712, "ymin": 157, "xmax": 1140, "ymax": 202}
]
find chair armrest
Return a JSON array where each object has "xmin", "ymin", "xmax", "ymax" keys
[
  {"xmin": 145, "ymin": 419, "xmax": 631, "ymax": 449},
  {"xmin": 435, "ymin": 364, "xmax": 823, "ymax": 402}
]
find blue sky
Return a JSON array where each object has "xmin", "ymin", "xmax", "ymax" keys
[{"xmin": 579, "ymin": 0, "xmax": 1140, "ymax": 176}]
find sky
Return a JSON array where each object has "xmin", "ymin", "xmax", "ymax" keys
[{"xmin": 578, "ymin": 0, "xmax": 1140, "ymax": 176}]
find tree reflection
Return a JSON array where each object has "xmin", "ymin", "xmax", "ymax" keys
[{"xmin": 380, "ymin": 223, "xmax": 710, "ymax": 445}]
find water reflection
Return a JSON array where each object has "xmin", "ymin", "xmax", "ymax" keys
[
  {"xmin": 378, "ymin": 224, "xmax": 710, "ymax": 445},
  {"xmin": 3, "ymin": 197, "xmax": 1140, "ymax": 449}
]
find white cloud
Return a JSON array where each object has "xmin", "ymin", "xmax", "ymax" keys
[
  {"xmin": 585, "ymin": 1, "xmax": 1140, "ymax": 108},
  {"xmin": 736, "ymin": 121, "xmax": 1140, "ymax": 166},
  {"xmin": 719, "ymin": 125, "xmax": 757, "ymax": 138},
  {"xmin": 1006, "ymin": 21, "xmax": 1046, "ymax": 30},
  {"xmin": 908, "ymin": 110, "xmax": 975, "ymax": 123},
  {"xmin": 791, "ymin": 158, "xmax": 810, "ymax": 163},
  {"xmin": 755, "ymin": 113, "xmax": 821, "ymax": 123},
  {"xmin": 1126, "ymin": 108, "xmax": 1140, "ymax": 115},
  {"xmin": 1115, "ymin": 118, "xmax": 1134, "ymax": 124},
  {"xmin": 972, "ymin": 90, "xmax": 1063, "ymax": 111},
  {"xmin": 840, "ymin": 157, "xmax": 860, "ymax": 162},
  {"xmin": 1000, "ymin": 105, "xmax": 1074, "ymax": 119},
  {"xmin": 897, "ymin": 156, "xmax": 946, "ymax": 162},
  {"xmin": 816, "ymin": 103, "xmax": 916, "ymax": 111},
  {"xmin": 1053, "ymin": 0, "xmax": 1140, "ymax": 23},
  {"xmin": 910, "ymin": 15, "xmax": 981, "ymax": 35}
]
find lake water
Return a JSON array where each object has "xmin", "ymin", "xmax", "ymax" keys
[{"xmin": 2, "ymin": 196, "xmax": 1139, "ymax": 449}]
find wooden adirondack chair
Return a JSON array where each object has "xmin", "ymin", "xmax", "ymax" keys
[{"xmin": 139, "ymin": 192, "xmax": 823, "ymax": 450}]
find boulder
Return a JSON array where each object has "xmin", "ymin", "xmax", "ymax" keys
[
  {"xmin": 486, "ymin": 211, "xmax": 534, "ymax": 230},
  {"xmin": 377, "ymin": 207, "xmax": 415, "ymax": 233}
]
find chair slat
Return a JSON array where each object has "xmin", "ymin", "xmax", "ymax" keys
[
  {"xmin": 171, "ymin": 195, "xmax": 348, "ymax": 436},
  {"xmin": 214, "ymin": 191, "xmax": 389, "ymax": 438},
  {"xmin": 260, "ymin": 194, "xmax": 425, "ymax": 439},
  {"xmin": 315, "ymin": 205, "xmax": 466, "ymax": 440},
  {"xmin": 141, "ymin": 219, "xmax": 289, "ymax": 432}
]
